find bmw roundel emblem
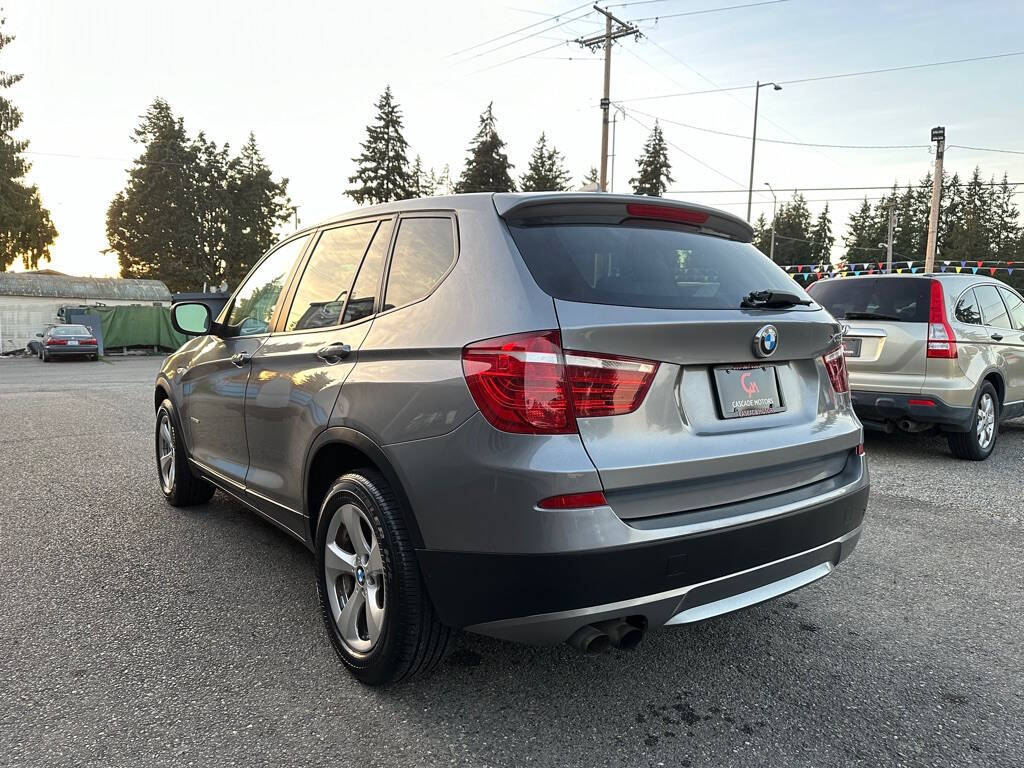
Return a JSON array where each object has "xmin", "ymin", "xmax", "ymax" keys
[{"xmin": 754, "ymin": 325, "xmax": 779, "ymax": 358}]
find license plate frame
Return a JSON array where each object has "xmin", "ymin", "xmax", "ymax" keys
[
  {"xmin": 842, "ymin": 337, "xmax": 862, "ymax": 357},
  {"xmin": 68, "ymin": 340, "xmax": 79, "ymax": 346},
  {"xmin": 713, "ymin": 364, "xmax": 785, "ymax": 420}
]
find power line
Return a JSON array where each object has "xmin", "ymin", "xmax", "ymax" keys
[
  {"xmin": 623, "ymin": 110, "xmax": 746, "ymax": 188},
  {"xmin": 447, "ymin": 2, "xmax": 591, "ymax": 57},
  {"xmin": 620, "ymin": 105, "xmax": 931, "ymax": 149},
  {"xmin": 665, "ymin": 181, "xmax": 1024, "ymax": 194},
  {"xmin": 627, "ymin": 0, "xmax": 789, "ymax": 23},
  {"xmin": 460, "ymin": 8, "xmax": 598, "ymax": 63},
  {"xmin": 949, "ymin": 144, "xmax": 1024, "ymax": 156},
  {"xmin": 617, "ymin": 50, "xmax": 1024, "ymax": 104}
]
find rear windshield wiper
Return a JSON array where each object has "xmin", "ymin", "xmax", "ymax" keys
[
  {"xmin": 842, "ymin": 311, "xmax": 905, "ymax": 321},
  {"xmin": 740, "ymin": 290, "xmax": 813, "ymax": 309}
]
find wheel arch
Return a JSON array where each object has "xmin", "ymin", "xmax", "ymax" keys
[
  {"xmin": 981, "ymin": 369, "xmax": 1005, "ymax": 406},
  {"xmin": 304, "ymin": 428, "xmax": 425, "ymax": 550}
]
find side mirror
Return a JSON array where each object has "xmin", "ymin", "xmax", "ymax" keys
[
  {"xmin": 35, "ymin": 333, "xmax": 44, "ymax": 338},
  {"xmin": 171, "ymin": 302, "xmax": 213, "ymax": 336}
]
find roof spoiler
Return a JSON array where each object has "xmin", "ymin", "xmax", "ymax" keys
[{"xmin": 493, "ymin": 193, "xmax": 753, "ymax": 243}]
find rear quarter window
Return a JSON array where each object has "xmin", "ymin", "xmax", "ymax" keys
[
  {"xmin": 808, "ymin": 277, "xmax": 931, "ymax": 322},
  {"xmin": 383, "ymin": 217, "xmax": 456, "ymax": 311},
  {"xmin": 507, "ymin": 222, "xmax": 807, "ymax": 310}
]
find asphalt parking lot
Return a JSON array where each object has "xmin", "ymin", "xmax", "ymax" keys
[{"xmin": 2, "ymin": 356, "xmax": 1022, "ymax": 767}]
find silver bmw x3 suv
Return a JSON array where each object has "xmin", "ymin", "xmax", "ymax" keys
[{"xmin": 156, "ymin": 193, "xmax": 869, "ymax": 685}]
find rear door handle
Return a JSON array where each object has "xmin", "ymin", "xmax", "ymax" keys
[
  {"xmin": 317, "ymin": 342, "xmax": 352, "ymax": 363},
  {"xmin": 990, "ymin": 333, "xmax": 1004, "ymax": 342},
  {"xmin": 230, "ymin": 352, "xmax": 252, "ymax": 367}
]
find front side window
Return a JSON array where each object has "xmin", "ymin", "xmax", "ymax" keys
[
  {"xmin": 285, "ymin": 223, "xmax": 376, "ymax": 332},
  {"xmin": 384, "ymin": 217, "xmax": 455, "ymax": 311},
  {"xmin": 999, "ymin": 288, "xmax": 1024, "ymax": 330},
  {"xmin": 227, "ymin": 234, "xmax": 310, "ymax": 336},
  {"xmin": 954, "ymin": 289, "xmax": 982, "ymax": 325},
  {"xmin": 974, "ymin": 284, "xmax": 1010, "ymax": 328}
]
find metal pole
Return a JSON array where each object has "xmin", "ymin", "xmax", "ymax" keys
[
  {"xmin": 747, "ymin": 81, "xmax": 760, "ymax": 222},
  {"xmin": 886, "ymin": 204, "xmax": 895, "ymax": 273},
  {"xmin": 599, "ymin": 12, "xmax": 612, "ymax": 192},
  {"xmin": 925, "ymin": 127, "xmax": 945, "ymax": 274},
  {"xmin": 770, "ymin": 196, "xmax": 777, "ymax": 262},
  {"xmin": 609, "ymin": 111, "xmax": 617, "ymax": 193}
]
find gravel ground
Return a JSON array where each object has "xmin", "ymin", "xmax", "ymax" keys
[{"xmin": 2, "ymin": 355, "xmax": 1022, "ymax": 767}]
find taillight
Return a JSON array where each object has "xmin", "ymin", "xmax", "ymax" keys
[
  {"xmin": 462, "ymin": 331, "xmax": 658, "ymax": 434},
  {"xmin": 537, "ymin": 491, "xmax": 608, "ymax": 510},
  {"xmin": 927, "ymin": 279, "xmax": 957, "ymax": 359},
  {"xmin": 85, "ymin": 338, "xmax": 97, "ymax": 345},
  {"xmin": 46, "ymin": 338, "xmax": 67, "ymax": 346},
  {"xmin": 564, "ymin": 351, "xmax": 658, "ymax": 418},
  {"xmin": 823, "ymin": 346, "xmax": 849, "ymax": 393}
]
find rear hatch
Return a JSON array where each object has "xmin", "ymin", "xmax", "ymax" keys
[
  {"xmin": 498, "ymin": 195, "xmax": 859, "ymax": 521},
  {"xmin": 808, "ymin": 276, "xmax": 931, "ymax": 394}
]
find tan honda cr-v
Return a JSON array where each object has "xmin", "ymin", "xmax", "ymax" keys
[{"xmin": 809, "ymin": 274, "xmax": 1024, "ymax": 460}]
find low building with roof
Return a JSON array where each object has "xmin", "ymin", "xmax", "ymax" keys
[{"xmin": 0, "ymin": 271, "xmax": 171, "ymax": 354}]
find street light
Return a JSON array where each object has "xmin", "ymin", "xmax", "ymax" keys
[
  {"xmin": 746, "ymin": 81, "xmax": 782, "ymax": 222},
  {"xmin": 764, "ymin": 182, "xmax": 777, "ymax": 262}
]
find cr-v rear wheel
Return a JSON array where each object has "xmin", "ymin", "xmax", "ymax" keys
[
  {"xmin": 947, "ymin": 382, "xmax": 999, "ymax": 461},
  {"xmin": 315, "ymin": 469, "xmax": 454, "ymax": 685},
  {"xmin": 155, "ymin": 399, "xmax": 215, "ymax": 505}
]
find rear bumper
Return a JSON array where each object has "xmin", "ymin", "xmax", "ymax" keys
[
  {"xmin": 851, "ymin": 389, "xmax": 972, "ymax": 431},
  {"xmin": 417, "ymin": 455, "xmax": 869, "ymax": 642},
  {"xmin": 44, "ymin": 345, "xmax": 97, "ymax": 356}
]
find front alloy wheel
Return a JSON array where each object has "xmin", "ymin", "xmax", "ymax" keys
[{"xmin": 324, "ymin": 504, "xmax": 387, "ymax": 654}]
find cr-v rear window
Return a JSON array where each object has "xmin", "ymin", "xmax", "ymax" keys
[
  {"xmin": 808, "ymin": 277, "xmax": 931, "ymax": 322},
  {"xmin": 506, "ymin": 222, "xmax": 810, "ymax": 310}
]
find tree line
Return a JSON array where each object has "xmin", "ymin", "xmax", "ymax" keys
[{"xmin": 753, "ymin": 170, "xmax": 1024, "ymax": 290}]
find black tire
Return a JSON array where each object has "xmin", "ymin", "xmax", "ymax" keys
[
  {"xmin": 42, "ymin": 349, "xmax": 50, "ymax": 362},
  {"xmin": 947, "ymin": 382, "xmax": 999, "ymax": 461},
  {"xmin": 155, "ymin": 398, "xmax": 215, "ymax": 506},
  {"xmin": 315, "ymin": 469, "xmax": 454, "ymax": 686}
]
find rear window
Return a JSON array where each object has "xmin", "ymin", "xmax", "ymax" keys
[
  {"xmin": 507, "ymin": 223, "xmax": 808, "ymax": 311},
  {"xmin": 53, "ymin": 325, "xmax": 89, "ymax": 336},
  {"xmin": 808, "ymin": 277, "xmax": 931, "ymax": 322}
]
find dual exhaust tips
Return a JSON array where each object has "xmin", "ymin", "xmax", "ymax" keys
[{"xmin": 567, "ymin": 617, "xmax": 646, "ymax": 655}]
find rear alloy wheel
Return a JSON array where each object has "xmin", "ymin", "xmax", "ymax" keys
[
  {"xmin": 948, "ymin": 382, "xmax": 999, "ymax": 460},
  {"xmin": 155, "ymin": 399, "xmax": 215, "ymax": 506},
  {"xmin": 315, "ymin": 470, "xmax": 454, "ymax": 685}
]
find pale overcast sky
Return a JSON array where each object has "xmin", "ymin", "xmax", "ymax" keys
[{"xmin": 6, "ymin": 0, "xmax": 1024, "ymax": 277}]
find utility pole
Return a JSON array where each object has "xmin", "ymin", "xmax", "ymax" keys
[
  {"xmin": 576, "ymin": 5, "xmax": 640, "ymax": 192},
  {"xmin": 925, "ymin": 126, "xmax": 945, "ymax": 273}
]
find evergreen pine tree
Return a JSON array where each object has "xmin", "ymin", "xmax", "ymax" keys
[
  {"xmin": 0, "ymin": 15, "xmax": 56, "ymax": 270},
  {"xmin": 809, "ymin": 204, "xmax": 835, "ymax": 267},
  {"xmin": 106, "ymin": 99, "xmax": 203, "ymax": 291},
  {"xmin": 581, "ymin": 166, "xmax": 599, "ymax": 189},
  {"xmin": 408, "ymin": 155, "xmax": 436, "ymax": 198},
  {"xmin": 456, "ymin": 103, "xmax": 515, "ymax": 193},
  {"xmin": 991, "ymin": 174, "xmax": 1020, "ymax": 263},
  {"xmin": 752, "ymin": 213, "xmax": 770, "ymax": 256},
  {"xmin": 346, "ymin": 86, "xmax": 412, "ymax": 204},
  {"xmin": 432, "ymin": 164, "xmax": 452, "ymax": 196},
  {"xmin": 519, "ymin": 133, "xmax": 572, "ymax": 192},
  {"xmin": 630, "ymin": 123, "xmax": 673, "ymax": 197},
  {"xmin": 771, "ymin": 192, "xmax": 812, "ymax": 266},
  {"xmin": 224, "ymin": 132, "xmax": 291, "ymax": 288},
  {"xmin": 843, "ymin": 199, "xmax": 876, "ymax": 263}
]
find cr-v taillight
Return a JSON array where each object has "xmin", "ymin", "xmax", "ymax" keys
[
  {"xmin": 927, "ymin": 279, "xmax": 957, "ymax": 359},
  {"xmin": 461, "ymin": 330, "xmax": 658, "ymax": 435},
  {"xmin": 823, "ymin": 346, "xmax": 849, "ymax": 393}
]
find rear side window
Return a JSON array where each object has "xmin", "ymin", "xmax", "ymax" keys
[
  {"xmin": 285, "ymin": 222, "xmax": 376, "ymax": 332},
  {"xmin": 999, "ymin": 288, "xmax": 1024, "ymax": 330},
  {"xmin": 507, "ymin": 223, "xmax": 809, "ymax": 310},
  {"xmin": 954, "ymin": 289, "xmax": 982, "ymax": 325},
  {"xmin": 344, "ymin": 219, "xmax": 394, "ymax": 325},
  {"xmin": 808, "ymin": 277, "xmax": 930, "ymax": 322},
  {"xmin": 975, "ymin": 284, "xmax": 1011, "ymax": 328},
  {"xmin": 384, "ymin": 217, "xmax": 456, "ymax": 311}
]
